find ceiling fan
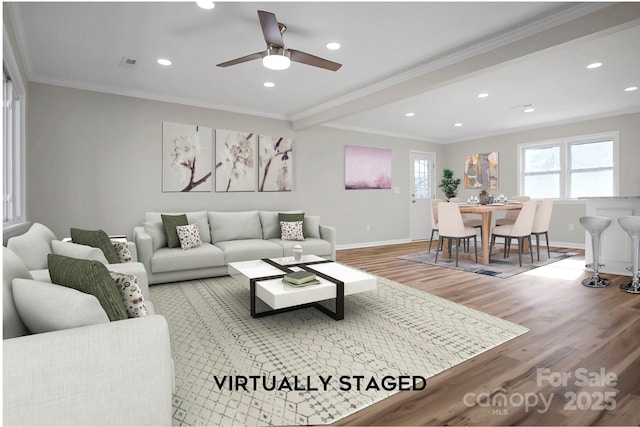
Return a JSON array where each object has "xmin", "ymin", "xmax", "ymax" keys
[{"xmin": 216, "ymin": 10, "xmax": 342, "ymax": 72}]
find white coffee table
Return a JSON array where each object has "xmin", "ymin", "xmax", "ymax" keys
[{"xmin": 228, "ymin": 255, "xmax": 376, "ymax": 320}]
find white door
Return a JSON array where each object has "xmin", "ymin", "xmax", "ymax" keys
[{"xmin": 410, "ymin": 151, "xmax": 436, "ymax": 241}]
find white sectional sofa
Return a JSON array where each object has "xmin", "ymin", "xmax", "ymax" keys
[
  {"xmin": 134, "ymin": 210, "xmax": 336, "ymax": 284},
  {"xmin": 3, "ymin": 226, "xmax": 174, "ymax": 426}
]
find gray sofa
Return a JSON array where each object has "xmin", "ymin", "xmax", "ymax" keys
[
  {"xmin": 3, "ymin": 229, "xmax": 174, "ymax": 425},
  {"xmin": 134, "ymin": 210, "xmax": 336, "ymax": 284}
]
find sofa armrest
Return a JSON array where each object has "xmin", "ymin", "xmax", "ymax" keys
[
  {"xmin": 3, "ymin": 315, "xmax": 173, "ymax": 426},
  {"xmin": 133, "ymin": 226, "xmax": 153, "ymax": 276},
  {"xmin": 320, "ymin": 224, "xmax": 336, "ymax": 261}
]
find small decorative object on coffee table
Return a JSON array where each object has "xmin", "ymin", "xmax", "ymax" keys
[{"xmin": 293, "ymin": 244, "xmax": 303, "ymax": 261}]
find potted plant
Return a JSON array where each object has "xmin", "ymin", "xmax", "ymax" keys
[{"xmin": 438, "ymin": 168, "xmax": 461, "ymax": 200}]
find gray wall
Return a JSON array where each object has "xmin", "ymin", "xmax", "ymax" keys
[
  {"xmin": 26, "ymin": 83, "xmax": 443, "ymax": 246},
  {"xmin": 441, "ymin": 112, "xmax": 640, "ymax": 246},
  {"xmin": 24, "ymin": 82, "xmax": 640, "ymax": 248}
]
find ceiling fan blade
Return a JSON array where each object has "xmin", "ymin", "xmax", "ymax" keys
[
  {"xmin": 258, "ymin": 10, "xmax": 284, "ymax": 48},
  {"xmin": 216, "ymin": 52, "xmax": 263, "ymax": 68},
  {"xmin": 289, "ymin": 49, "xmax": 342, "ymax": 71}
]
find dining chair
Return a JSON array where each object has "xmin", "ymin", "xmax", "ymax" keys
[
  {"xmin": 495, "ymin": 196, "xmax": 531, "ymax": 226},
  {"xmin": 435, "ymin": 202, "xmax": 478, "ymax": 267},
  {"xmin": 428, "ymin": 199, "xmax": 442, "ymax": 252},
  {"xmin": 490, "ymin": 200, "xmax": 537, "ymax": 266},
  {"xmin": 530, "ymin": 199, "xmax": 554, "ymax": 261},
  {"xmin": 449, "ymin": 197, "xmax": 482, "ymax": 239}
]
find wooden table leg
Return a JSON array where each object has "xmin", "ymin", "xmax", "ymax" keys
[{"xmin": 481, "ymin": 212, "xmax": 493, "ymax": 264}]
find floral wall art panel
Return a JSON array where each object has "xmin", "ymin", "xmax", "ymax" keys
[
  {"xmin": 345, "ymin": 145, "xmax": 392, "ymax": 190},
  {"xmin": 215, "ymin": 129, "xmax": 257, "ymax": 192},
  {"xmin": 259, "ymin": 135, "xmax": 293, "ymax": 192},
  {"xmin": 464, "ymin": 152, "xmax": 499, "ymax": 189},
  {"xmin": 162, "ymin": 122, "xmax": 213, "ymax": 192}
]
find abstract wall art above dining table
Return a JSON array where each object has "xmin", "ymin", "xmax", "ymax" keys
[{"xmin": 464, "ymin": 152, "xmax": 499, "ymax": 190}]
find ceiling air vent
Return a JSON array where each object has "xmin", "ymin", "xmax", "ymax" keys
[{"xmin": 119, "ymin": 57, "xmax": 138, "ymax": 69}]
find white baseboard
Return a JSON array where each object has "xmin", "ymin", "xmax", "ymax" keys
[
  {"xmin": 336, "ymin": 239, "xmax": 584, "ymax": 251},
  {"xmin": 336, "ymin": 238, "xmax": 411, "ymax": 250}
]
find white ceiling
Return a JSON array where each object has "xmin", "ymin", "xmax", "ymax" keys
[{"xmin": 8, "ymin": 2, "xmax": 640, "ymax": 143}]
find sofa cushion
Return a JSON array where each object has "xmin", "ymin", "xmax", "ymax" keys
[
  {"xmin": 161, "ymin": 214, "xmax": 189, "ymax": 249},
  {"xmin": 208, "ymin": 210, "xmax": 262, "ymax": 243},
  {"xmin": 109, "ymin": 271, "xmax": 148, "ymax": 318},
  {"xmin": 7, "ymin": 223, "xmax": 57, "ymax": 270},
  {"xmin": 176, "ymin": 223, "xmax": 202, "ymax": 250},
  {"xmin": 146, "ymin": 211, "xmax": 211, "ymax": 244},
  {"xmin": 12, "ymin": 278, "xmax": 109, "ymax": 334},
  {"xmin": 70, "ymin": 228, "xmax": 121, "ymax": 264},
  {"xmin": 48, "ymin": 254, "xmax": 128, "ymax": 321},
  {"xmin": 143, "ymin": 221, "xmax": 167, "ymax": 251},
  {"xmin": 303, "ymin": 215, "xmax": 322, "ymax": 239},
  {"xmin": 3, "ymin": 247, "xmax": 33, "ymax": 339},
  {"xmin": 150, "ymin": 244, "xmax": 225, "ymax": 274},
  {"xmin": 259, "ymin": 210, "xmax": 302, "ymax": 240},
  {"xmin": 214, "ymin": 239, "xmax": 283, "ymax": 263},
  {"xmin": 270, "ymin": 238, "xmax": 332, "ymax": 258},
  {"xmin": 51, "ymin": 240, "xmax": 109, "ymax": 264}
]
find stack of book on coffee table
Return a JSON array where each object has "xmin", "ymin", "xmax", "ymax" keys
[{"xmin": 282, "ymin": 271, "xmax": 320, "ymax": 287}]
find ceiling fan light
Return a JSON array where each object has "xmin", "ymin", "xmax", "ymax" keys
[{"xmin": 262, "ymin": 49, "xmax": 291, "ymax": 71}]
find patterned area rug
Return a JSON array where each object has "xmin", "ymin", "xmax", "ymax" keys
[
  {"xmin": 398, "ymin": 247, "xmax": 577, "ymax": 278},
  {"xmin": 150, "ymin": 275, "xmax": 528, "ymax": 426}
]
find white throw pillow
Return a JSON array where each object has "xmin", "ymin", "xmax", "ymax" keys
[
  {"xmin": 176, "ymin": 223, "xmax": 202, "ymax": 250},
  {"xmin": 51, "ymin": 240, "xmax": 109, "ymax": 265},
  {"xmin": 280, "ymin": 220, "xmax": 305, "ymax": 241},
  {"xmin": 12, "ymin": 278, "xmax": 109, "ymax": 334},
  {"xmin": 109, "ymin": 271, "xmax": 148, "ymax": 318}
]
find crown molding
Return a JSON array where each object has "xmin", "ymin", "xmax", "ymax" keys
[{"xmin": 27, "ymin": 76, "xmax": 290, "ymax": 122}]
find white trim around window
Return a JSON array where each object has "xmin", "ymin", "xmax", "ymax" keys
[
  {"xmin": 3, "ymin": 27, "xmax": 27, "ymax": 234},
  {"xmin": 517, "ymin": 131, "xmax": 620, "ymax": 200}
]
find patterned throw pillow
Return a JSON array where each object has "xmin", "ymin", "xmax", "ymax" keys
[
  {"xmin": 280, "ymin": 220, "xmax": 304, "ymax": 241},
  {"xmin": 111, "ymin": 241, "xmax": 133, "ymax": 263},
  {"xmin": 176, "ymin": 223, "xmax": 202, "ymax": 250},
  {"xmin": 109, "ymin": 271, "xmax": 148, "ymax": 318},
  {"xmin": 279, "ymin": 212, "xmax": 305, "ymax": 241}
]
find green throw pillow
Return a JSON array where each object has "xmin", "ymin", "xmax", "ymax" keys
[
  {"xmin": 70, "ymin": 228, "xmax": 121, "ymax": 264},
  {"xmin": 47, "ymin": 253, "xmax": 128, "ymax": 321},
  {"xmin": 161, "ymin": 214, "xmax": 189, "ymax": 248}
]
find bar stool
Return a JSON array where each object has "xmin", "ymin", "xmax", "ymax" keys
[
  {"xmin": 579, "ymin": 216, "xmax": 611, "ymax": 288},
  {"xmin": 618, "ymin": 216, "xmax": 640, "ymax": 294}
]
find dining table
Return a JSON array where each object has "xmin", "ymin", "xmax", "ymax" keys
[{"xmin": 456, "ymin": 202, "xmax": 524, "ymax": 265}]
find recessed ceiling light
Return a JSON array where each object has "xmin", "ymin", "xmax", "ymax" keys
[
  {"xmin": 196, "ymin": 1, "xmax": 215, "ymax": 10},
  {"xmin": 477, "ymin": 93, "xmax": 489, "ymax": 98},
  {"xmin": 454, "ymin": 123, "xmax": 462, "ymax": 127},
  {"xmin": 405, "ymin": 112, "xmax": 415, "ymax": 117},
  {"xmin": 586, "ymin": 62, "xmax": 603, "ymax": 69},
  {"xmin": 624, "ymin": 86, "xmax": 638, "ymax": 92},
  {"xmin": 524, "ymin": 107, "xmax": 535, "ymax": 113},
  {"xmin": 263, "ymin": 81, "xmax": 275, "ymax": 88},
  {"xmin": 157, "ymin": 58, "xmax": 172, "ymax": 66},
  {"xmin": 326, "ymin": 42, "xmax": 341, "ymax": 50}
]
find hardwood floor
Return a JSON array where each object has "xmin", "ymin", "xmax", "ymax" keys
[{"xmin": 334, "ymin": 241, "xmax": 640, "ymax": 426}]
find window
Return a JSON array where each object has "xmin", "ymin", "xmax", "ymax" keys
[
  {"xmin": 518, "ymin": 132, "xmax": 619, "ymax": 199},
  {"xmin": 3, "ymin": 37, "xmax": 26, "ymax": 231}
]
